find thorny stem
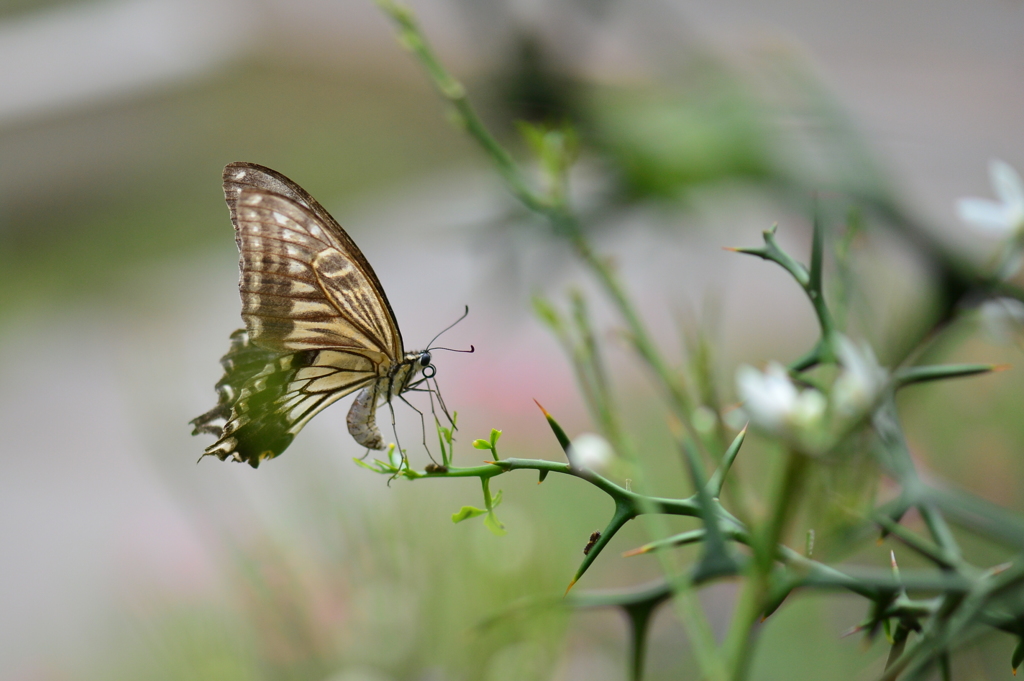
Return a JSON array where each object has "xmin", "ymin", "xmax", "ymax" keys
[
  {"xmin": 372, "ymin": 3, "xmax": 1024, "ymax": 680},
  {"xmin": 373, "ymin": 4, "xmax": 732, "ymax": 676}
]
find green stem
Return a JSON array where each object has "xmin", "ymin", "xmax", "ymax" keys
[
  {"xmin": 570, "ymin": 236, "xmax": 702, "ymax": 443},
  {"xmin": 724, "ymin": 451, "xmax": 809, "ymax": 681},
  {"xmin": 373, "ymin": 1, "xmax": 546, "ymax": 215}
]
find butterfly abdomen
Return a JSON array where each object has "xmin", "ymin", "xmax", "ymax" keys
[
  {"xmin": 347, "ymin": 385, "xmax": 385, "ymax": 450},
  {"xmin": 345, "ymin": 359, "xmax": 423, "ymax": 451}
]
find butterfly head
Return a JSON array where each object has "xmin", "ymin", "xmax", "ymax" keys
[
  {"xmin": 418, "ymin": 351, "xmax": 435, "ymax": 378},
  {"xmin": 402, "ymin": 350, "xmax": 436, "ymax": 379}
]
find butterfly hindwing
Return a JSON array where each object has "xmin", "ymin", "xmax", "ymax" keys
[
  {"xmin": 190, "ymin": 328, "xmax": 277, "ymax": 437},
  {"xmin": 191, "ymin": 330, "xmax": 381, "ymax": 467}
]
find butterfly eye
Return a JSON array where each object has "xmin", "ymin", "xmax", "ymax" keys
[{"xmin": 419, "ymin": 351, "xmax": 431, "ymax": 367}]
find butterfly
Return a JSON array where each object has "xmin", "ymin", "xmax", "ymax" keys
[{"xmin": 191, "ymin": 162, "xmax": 450, "ymax": 468}]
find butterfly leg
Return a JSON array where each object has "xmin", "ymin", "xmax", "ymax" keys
[
  {"xmin": 383, "ymin": 396, "xmax": 410, "ymax": 476},
  {"xmin": 430, "ymin": 375, "xmax": 456, "ymax": 431},
  {"xmin": 405, "ymin": 383, "xmax": 448, "ymax": 430},
  {"xmin": 406, "ymin": 375, "xmax": 456, "ymax": 431},
  {"xmin": 397, "ymin": 392, "xmax": 438, "ymax": 465}
]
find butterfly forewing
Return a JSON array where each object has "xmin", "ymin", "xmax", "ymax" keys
[
  {"xmin": 223, "ymin": 161, "xmax": 404, "ymax": 356},
  {"xmin": 234, "ymin": 190, "xmax": 399, "ymax": 358}
]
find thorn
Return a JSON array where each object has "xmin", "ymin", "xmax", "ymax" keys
[
  {"xmin": 840, "ymin": 624, "xmax": 865, "ymax": 639},
  {"xmin": 992, "ymin": 364, "xmax": 1012, "ymax": 372},
  {"xmin": 721, "ymin": 401, "xmax": 744, "ymax": 414},
  {"xmin": 622, "ymin": 546, "xmax": 648, "ymax": 557},
  {"xmin": 564, "ymin": 579, "xmax": 577, "ymax": 597},
  {"xmin": 533, "ymin": 399, "xmax": 551, "ymax": 418},
  {"xmin": 988, "ymin": 561, "xmax": 1013, "ymax": 576},
  {"xmin": 890, "ymin": 550, "xmax": 898, "ymax": 569},
  {"xmin": 722, "ymin": 246, "xmax": 741, "ymax": 252}
]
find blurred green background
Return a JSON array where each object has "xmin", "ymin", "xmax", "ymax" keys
[{"xmin": 1, "ymin": 1, "xmax": 1023, "ymax": 679}]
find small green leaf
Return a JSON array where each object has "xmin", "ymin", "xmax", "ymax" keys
[
  {"xmin": 387, "ymin": 444, "xmax": 407, "ymax": 470},
  {"xmin": 352, "ymin": 458, "xmax": 385, "ymax": 473},
  {"xmin": 490, "ymin": 428, "xmax": 502, "ymax": 447},
  {"xmin": 517, "ymin": 120, "xmax": 547, "ymax": 156},
  {"xmin": 452, "ymin": 506, "xmax": 488, "ymax": 523},
  {"xmin": 484, "ymin": 511, "xmax": 507, "ymax": 536},
  {"xmin": 472, "ymin": 439, "xmax": 492, "ymax": 450},
  {"xmin": 491, "ymin": 489, "xmax": 503, "ymax": 508},
  {"xmin": 436, "ymin": 419, "xmax": 449, "ymax": 464}
]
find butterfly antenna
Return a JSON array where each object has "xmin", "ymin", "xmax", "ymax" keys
[
  {"xmin": 430, "ymin": 345, "xmax": 475, "ymax": 354},
  {"xmin": 426, "ymin": 305, "xmax": 470, "ymax": 349}
]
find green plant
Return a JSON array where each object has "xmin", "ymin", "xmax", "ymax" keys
[{"xmin": 347, "ymin": 3, "xmax": 1024, "ymax": 679}]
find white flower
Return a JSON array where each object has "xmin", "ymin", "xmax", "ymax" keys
[
  {"xmin": 736, "ymin": 362, "xmax": 826, "ymax": 433},
  {"xmin": 979, "ymin": 297, "xmax": 1024, "ymax": 344},
  {"xmin": 956, "ymin": 159, "xmax": 1024, "ymax": 237},
  {"xmin": 568, "ymin": 433, "xmax": 614, "ymax": 471},
  {"xmin": 832, "ymin": 336, "xmax": 888, "ymax": 416}
]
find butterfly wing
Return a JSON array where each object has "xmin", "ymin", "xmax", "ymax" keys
[
  {"xmin": 232, "ymin": 189, "xmax": 399, "ymax": 359},
  {"xmin": 191, "ymin": 330, "xmax": 384, "ymax": 466},
  {"xmin": 191, "ymin": 164, "xmax": 408, "ymax": 466},
  {"xmin": 225, "ymin": 162, "xmax": 403, "ymax": 360}
]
